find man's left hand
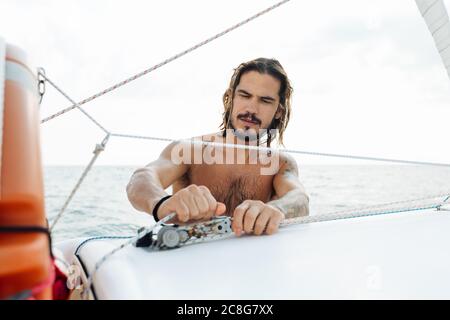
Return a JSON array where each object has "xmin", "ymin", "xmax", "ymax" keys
[{"xmin": 232, "ymin": 200, "xmax": 285, "ymax": 236}]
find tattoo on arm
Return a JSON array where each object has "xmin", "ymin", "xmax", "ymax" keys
[
  {"xmin": 269, "ymin": 191, "xmax": 309, "ymax": 219},
  {"xmin": 269, "ymin": 154, "xmax": 309, "ymax": 218}
]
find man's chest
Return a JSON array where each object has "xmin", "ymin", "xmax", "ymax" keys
[{"xmin": 185, "ymin": 164, "xmax": 275, "ymax": 215}]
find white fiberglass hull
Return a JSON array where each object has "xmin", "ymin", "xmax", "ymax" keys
[{"xmin": 55, "ymin": 208, "xmax": 450, "ymax": 299}]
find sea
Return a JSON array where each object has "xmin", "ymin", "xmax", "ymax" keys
[{"xmin": 44, "ymin": 165, "xmax": 450, "ymax": 242}]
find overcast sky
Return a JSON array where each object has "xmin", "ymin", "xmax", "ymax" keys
[{"xmin": 2, "ymin": 0, "xmax": 450, "ymax": 166}]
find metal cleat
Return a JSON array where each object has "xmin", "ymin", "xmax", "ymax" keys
[{"xmin": 135, "ymin": 216, "xmax": 233, "ymax": 250}]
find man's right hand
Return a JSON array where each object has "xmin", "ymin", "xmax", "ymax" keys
[{"xmin": 154, "ymin": 184, "xmax": 226, "ymax": 223}]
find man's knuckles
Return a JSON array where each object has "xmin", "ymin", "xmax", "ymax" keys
[
  {"xmin": 265, "ymin": 222, "xmax": 278, "ymax": 235},
  {"xmin": 254, "ymin": 220, "xmax": 267, "ymax": 235},
  {"xmin": 242, "ymin": 199, "xmax": 264, "ymax": 207}
]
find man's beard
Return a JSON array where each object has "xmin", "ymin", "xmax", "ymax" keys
[
  {"xmin": 228, "ymin": 113, "xmax": 270, "ymax": 144},
  {"xmin": 228, "ymin": 122, "xmax": 263, "ymax": 142}
]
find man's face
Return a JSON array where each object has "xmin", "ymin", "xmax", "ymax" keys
[{"xmin": 230, "ymin": 70, "xmax": 281, "ymax": 141}]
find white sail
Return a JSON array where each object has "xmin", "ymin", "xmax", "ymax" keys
[{"xmin": 415, "ymin": 0, "xmax": 450, "ymax": 79}]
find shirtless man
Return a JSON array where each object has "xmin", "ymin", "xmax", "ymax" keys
[{"xmin": 126, "ymin": 58, "xmax": 309, "ymax": 236}]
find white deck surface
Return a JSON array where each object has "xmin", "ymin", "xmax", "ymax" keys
[{"xmin": 56, "ymin": 208, "xmax": 450, "ymax": 299}]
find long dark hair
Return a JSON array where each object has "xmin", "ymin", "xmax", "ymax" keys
[{"xmin": 220, "ymin": 57, "xmax": 293, "ymax": 146}]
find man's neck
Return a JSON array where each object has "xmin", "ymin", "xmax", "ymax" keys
[{"xmin": 222, "ymin": 129, "xmax": 268, "ymax": 147}]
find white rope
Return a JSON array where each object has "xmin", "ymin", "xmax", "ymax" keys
[
  {"xmin": 81, "ymin": 200, "xmax": 443, "ymax": 260},
  {"xmin": 187, "ymin": 201, "xmax": 444, "ymax": 244},
  {"xmin": 111, "ymin": 132, "xmax": 450, "ymax": 168},
  {"xmin": 437, "ymin": 195, "xmax": 450, "ymax": 210},
  {"xmin": 41, "ymin": 0, "xmax": 291, "ymax": 124},
  {"xmin": 49, "ymin": 135, "xmax": 110, "ymax": 231},
  {"xmin": 81, "ymin": 212, "xmax": 176, "ymax": 299},
  {"xmin": 41, "ymin": 73, "xmax": 110, "ymax": 134},
  {"xmin": 281, "ymin": 203, "xmax": 441, "ymax": 227},
  {"xmin": 311, "ymin": 192, "xmax": 450, "ymax": 218}
]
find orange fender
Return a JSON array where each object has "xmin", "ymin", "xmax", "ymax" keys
[{"xmin": 0, "ymin": 39, "xmax": 52, "ymax": 300}]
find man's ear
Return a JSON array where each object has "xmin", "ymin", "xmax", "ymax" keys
[{"xmin": 274, "ymin": 105, "xmax": 282, "ymax": 119}]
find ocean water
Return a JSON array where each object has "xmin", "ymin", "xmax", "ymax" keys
[{"xmin": 44, "ymin": 165, "xmax": 450, "ymax": 242}]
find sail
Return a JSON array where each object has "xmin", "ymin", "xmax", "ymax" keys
[{"xmin": 415, "ymin": 0, "xmax": 450, "ymax": 79}]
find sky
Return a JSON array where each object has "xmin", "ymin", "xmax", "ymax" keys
[{"xmin": 2, "ymin": 0, "xmax": 450, "ymax": 166}]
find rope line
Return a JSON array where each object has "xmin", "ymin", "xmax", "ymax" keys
[
  {"xmin": 75, "ymin": 235, "xmax": 134, "ymax": 256},
  {"xmin": 111, "ymin": 132, "xmax": 450, "ymax": 168},
  {"xmin": 437, "ymin": 194, "xmax": 450, "ymax": 210},
  {"xmin": 80, "ymin": 213, "xmax": 176, "ymax": 299},
  {"xmin": 40, "ymin": 0, "xmax": 291, "ymax": 124},
  {"xmin": 41, "ymin": 73, "xmax": 110, "ymax": 134},
  {"xmin": 312, "ymin": 193, "xmax": 450, "ymax": 218},
  {"xmin": 49, "ymin": 134, "xmax": 110, "ymax": 231},
  {"xmin": 176, "ymin": 203, "xmax": 443, "ymax": 245},
  {"xmin": 281, "ymin": 204, "xmax": 440, "ymax": 227}
]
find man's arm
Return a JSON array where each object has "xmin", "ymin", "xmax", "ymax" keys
[
  {"xmin": 126, "ymin": 140, "xmax": 226, "ymax": 222},
  {"xmin": 232, "ymin": 153, "xmax": 309, "ymax": 236},
  {"xmin": 267, "ymin": 153, "xmax": 309, "ymax": 218},
  {"xmin": 126, "ymin": 141, "xmax": 190, "ymax": 214}
]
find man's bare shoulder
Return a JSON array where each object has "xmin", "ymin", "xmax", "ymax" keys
[
  {"xmin": 165, "ymin": 132, "xmax": 221, "ymax": 148},
  {"xmin": 161, "ymin": 132, "xmax": 223, "ymax": 160},
  {"xmin": 191, "ymin": 132, "xmax": 223, "ymax": 142},
  {"xmin": 277, "ymin": 151, "xmax": 299, "ymax": 176}
]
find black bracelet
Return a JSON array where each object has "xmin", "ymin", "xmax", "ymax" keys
[{"xmin": 152, "ymin": 195, "xmax": 172, "ymax": 222}]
